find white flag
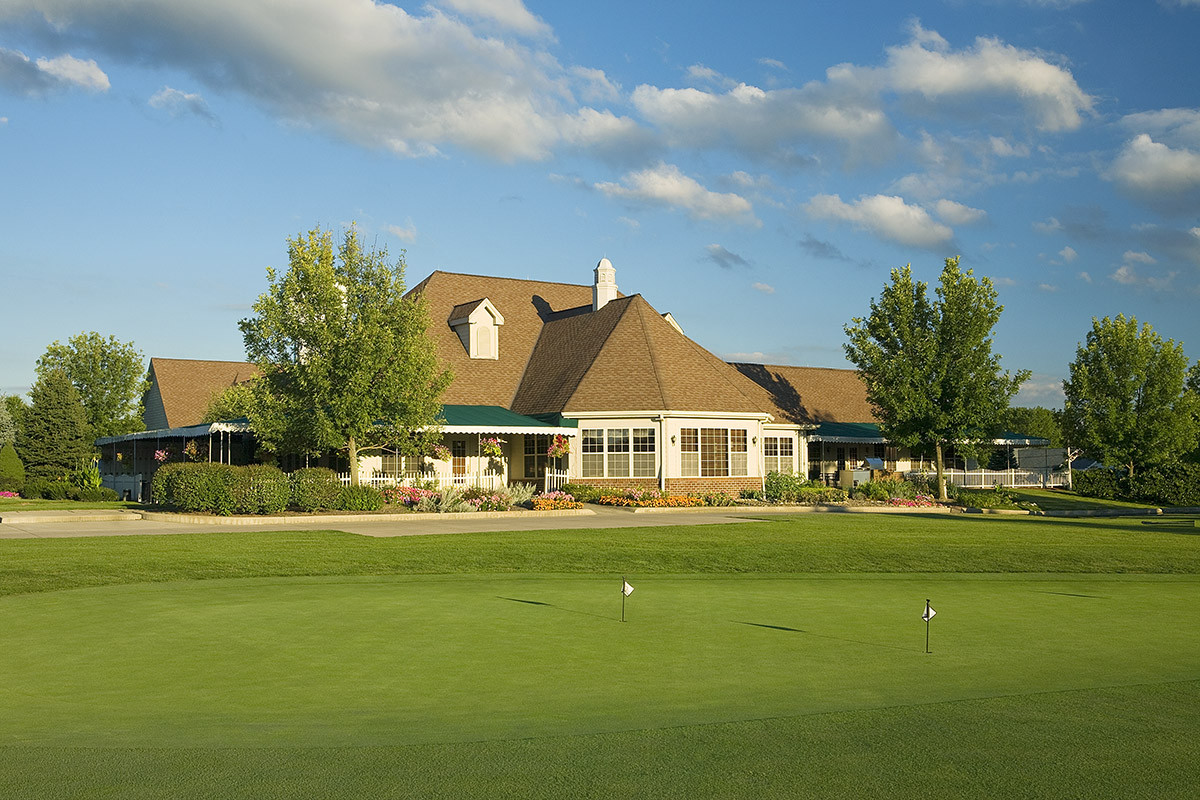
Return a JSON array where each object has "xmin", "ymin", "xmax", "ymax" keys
[
  {"xmin": 622, "ymin": 580, "xmax": 635, "ymax": 597},
  {"xmin": 922, "ymin": 604, "xmax": 936, "ymax": 622}
]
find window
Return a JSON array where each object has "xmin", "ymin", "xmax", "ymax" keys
[
  {"xmin": 700, "ymin": 428, "xmax": 728, "ymax": 477},
  {"xmin": 452, "ymin": 440, "xmax": 467, "ymax": 482},
  {"xmin": 764, "ymin": 436, "xmax": 794, "ymax": 474},
  {"xmin": 579, "ymin": 427, "xmax": 657, "ymax": 478},
  {"xmin": 730, "ymin": 429, "xmax": 748, "ymax": 476},
  {"xmin": 632, "ymin": 428, "xmax": 656, "ymax": 478},
  {"xmin": 607, "ymin": 429, "xmax": 630, "ymax": 477},
  {"xmin": 524, "ymin": 435, "xmax": 549, "ymax": 479},
  {"xmin": 680, "ymin": 428, "xmax": 699, "ymax": 477},
  {"xmin": 582, "ymin": 429, "xmax": 604, "ymax": 478},
  {"xmin": 381, "ymin": 452, "xmax": 404, "ymax": 475}
]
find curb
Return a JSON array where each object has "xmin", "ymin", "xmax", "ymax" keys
[
  {"xmin": 962, "ymin": 507, "xmax": 1032, "ymax": 515},
  {"xmin": 0, "ymin": 510, "xmax": 146, "ymax": 524},
  {"xmin": 1039, "ymin": 508, "xmax": 1164, "ymax": 518}
]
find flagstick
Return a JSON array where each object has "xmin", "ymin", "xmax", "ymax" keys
[
  {"xmin": 621, "ymin": 575, "xmax": 626, "ymax": 623},
  {"xmin": 925, "ymin": 598, "xmax": 931, "ymax": 654}
]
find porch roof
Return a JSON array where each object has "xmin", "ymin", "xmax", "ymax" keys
[
  {"xmin": 440, "ymin": 405, "xmax": 577, "ymax": 436},
  {"xmin": 810, "ymin": 423, "xmax": 1050, "ymax": 447},
  {"xmin": 95, "ymin": 418, "xmax": 251, "ymax": 446}
]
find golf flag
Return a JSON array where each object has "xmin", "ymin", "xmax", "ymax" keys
[
  {"xmin": 622, "ymin": 580, "xmax": 635, "ymax": 597},
  {"xmin": 922, "ymin": 602, "xmax": 936, "ymax": 621}
]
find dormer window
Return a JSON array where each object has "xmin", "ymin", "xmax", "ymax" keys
[{"xmin": 448, "ymin": 298, "xmax": 504, "ymax": 360}]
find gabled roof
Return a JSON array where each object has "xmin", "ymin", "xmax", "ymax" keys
[
  {"xmin": 144, "ymin": 357, "xmax": 259, "ymax": 429},
  {"xmin": 408, "ymin": 271, "xmax": 600, "ymax": 407},
  {"xmin": 513, "ymin": 294, "xmax": 770, "ymax": 415},
  {"xmin": 731, "ymin": 363, "xmax": 877, "ymax": 424}
]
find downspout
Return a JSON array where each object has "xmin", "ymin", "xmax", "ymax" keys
[{"xmin": 656, "ymin": 415, "xmax": 666, "ymax": 492}]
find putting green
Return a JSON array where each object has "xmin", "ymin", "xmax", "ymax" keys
[{"xmin": 2, "ymin": 574, "xmax": 1198, "ymax": 748}]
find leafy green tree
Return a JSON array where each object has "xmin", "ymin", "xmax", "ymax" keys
[
  {"xmin": 0, "ymin": 399, "xmax": 15, "ymax": 447},
  {"xmin": 3, "ymin": 395, "xmax": 27, "ymax": 443},
  {"xmin": 15, "ymin": 369, "xmax": 93, "ymax": 482},
  {"xmin": 202, "ymin": 381, "xmax": 258, "ymax": 424},
  {"xmin": 239, "ymin": 226, "xmax": 452, "ymax": 484},
  {"xmin": 1063, "ymin": 315, "xmax": 1199, "ymax": 477},
  {"xmin": 36, "ymin": 332, "xmax": 148, "ymax": 438},
  {"xmin": 844, "ymin": 257, "xmax": 1029, "ymax": 500},
  {"xmin": 998, "ymin": 406, "xmax": 1062, "ymax": 447}
]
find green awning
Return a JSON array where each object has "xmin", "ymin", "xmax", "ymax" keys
[
  {"xmin": 439, "ymin": 405, "xmax": 577, "ymax": 435},
  {"xmin": 810, "ymin": 422, "xmax": 885, "ymax": 443}
]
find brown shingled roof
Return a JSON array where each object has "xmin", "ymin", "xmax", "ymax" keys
[
  {"xmin": 730, "ymin": 363, "xmax": 878, "ymax": 424},
  {"xmin": 514, "ymin": 294, "xmax": 770, "ymax": 414},
  {"xmin": 408, "ymin": 271, "xmax": 602, "ymax": 407},
  {"xmin": 145, "ymin": 357, "xmax": 260, "ymax": 429}
]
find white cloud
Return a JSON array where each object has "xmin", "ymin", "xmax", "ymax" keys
[
  {"xmin": 934, "ymin": 199, "xmax": 986, "ymax": 225},
  {"xmin": 993, "ymin": 276, "xmax": 1017, "ymax": 287},
  {"xmin": 0, "ymin": 47, "xmax": 109, "ymax": 94},
  {"xmin": 0, "ymin": 0, "xmax": 639, "ymax": 163},
  {"xmin": 1033, "ymin": 216, "xmax": 1063, "ymax": 233},
  {"xmin": 1059, "ymin": 245, "xmax": 1077, "ymax": 262},
  {"xmin": 1123, "ymin": 250, "xmax": 1156, "ymax": 264},
  {"xmin": 1120, "ymin": 107, "xmax": 1200, "ymax": 147},
  {"xmin": 1108, "ymin": 134, "xmax": 1200, "ymax": 211},
  {"xmin": 1111, "ymin": 265, "xmax": 1138, "ymax": 285},
  {"xmin": 1077, "ymin": 271, "xmax": 1092, "ymax": 283},
  {"xmin": 1037, "ymin": 283, "xmax": 1058, "ymax": 292},
  {"xmin": 570, "ymin": 66, "xmax": 621, "ymax": 103},
  {"xmin": 758, "ymin": 58, "xmax": 788, "ymax": 71},
  {"xmin": 386, "ymin": 222, "xmax": 417, "ymax": 241},
  {"xmin": 594, "ymin": 163, "xmax": 759, "ymax": 225},
  {"xmin": 149, "ymin": 86, "xmax": 217, "ymax": 123},
  {"xmin": 831, "ymin": 21, "xmax": 1094, "ymax": 132},
  {"xmin": 989, "ymin": 136, "xmax": 1030, "ymax": 157},
  {"xmin": 751, "ymin": 282, "xmax": 776, "ymax": 294},
  {"xmin": 803, "ymin": 193, "xmax": 952, "ymax": 248},
  {"xmin": 436, "ymin": 0, "xmax": 551, "ymax": 36}
]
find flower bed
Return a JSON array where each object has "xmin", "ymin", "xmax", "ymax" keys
[
  {"xmin": 888, "ymin": 495, "xmax": 940, "ymax": 508},
  {"xmin": 532, "ymin": 491, "xmax": 583, "ymax": 510},
  {"xmin": 381, "ymin": 485, "xmax": 438, "ymax": 507}
]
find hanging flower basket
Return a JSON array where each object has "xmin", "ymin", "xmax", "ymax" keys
[
  {"xmin": 546, "ymin": 434, "xmax": 570, "ymax": 459},
  {"xmin": 480, "ymin": 437, "xmax": 506, "ymax": 459},
  {"xmin": 431, "ymin": 444, "xmax": 452, "ymax": 462},
  {"xmin": 153, "ymin": 449, "xmax": 171, "ymax": 463}
]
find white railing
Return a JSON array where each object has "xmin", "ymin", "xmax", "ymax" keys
[
  {"xmin": 906, "ymin": 468, "xmax": 1070, "ymax": 488},
  {"xmin": 543, "ymin": 467, "xmax": 570, "ymax": 493},
  {"xmin": 338, "ymin": 472, "xmax": 506, "ymax": 491},
  {"xmin": 101, "ymin": 473, "xmax": 145, "ymax": 502}
]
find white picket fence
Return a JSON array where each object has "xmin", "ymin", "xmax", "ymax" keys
[
  {"xmin": 907, "ymin": 468, "xmax": 1070, "ymax": 488},
  {"xmin": 338, "ymin": 472, "xmax": 507, "ymax": 491},
  {"xmin": 543, "ymin": 467, "xmax": 570, "ymax": 493}
]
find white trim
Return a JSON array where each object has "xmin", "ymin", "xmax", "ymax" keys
[
  {"xmin": 442, "ymin": 425, "xmax": 577, "ymax": 436},
  {"xmin": 565, "ymin": 409, "xmax": 772, "ymax": 421},
  {"xmin": 96, "ymin": 420, "xmax": 250, "ymax": 446}
]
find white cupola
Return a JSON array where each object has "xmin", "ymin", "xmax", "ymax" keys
[{"xmin": 593, "ymin": 257, "xmax": 618, "ymax": 311}]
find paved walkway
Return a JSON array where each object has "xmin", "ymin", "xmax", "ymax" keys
[{"xmin": 0, "ymin": 506, "xmax": 804, "ymax": 539}]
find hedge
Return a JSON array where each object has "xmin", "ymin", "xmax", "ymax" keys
[{"xmin": 291, "ymin": 467, "xmax": 343, "ymax": 511}]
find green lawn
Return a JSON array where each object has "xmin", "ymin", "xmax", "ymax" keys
[
  {"xmin": 2, "ymin": 515, "xmax": 1198, "ymax": 798},
  {"xmin": 1008, "ymin": 487, "xmax": 1160, "ymax": 511}
]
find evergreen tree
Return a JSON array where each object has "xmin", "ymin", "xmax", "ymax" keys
[
  {"xmin": 0, "ymin": 442, "xmax": 25, "ymax": 493},
  {"xmin": 0, "ymin": 399, "xmax": 15, "ymax": 447},
  {"xmin": 16, "ymin": 369, "xmax": 93, "ymax": 482}
]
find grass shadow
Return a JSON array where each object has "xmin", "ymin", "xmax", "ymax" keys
[
  {"xmin": 497, "ymin": 596, "xmax": 614, "ymax": 621},
  {"xmin": 733, "ymin": 621, "xmax": 915, "ymax": 652}
]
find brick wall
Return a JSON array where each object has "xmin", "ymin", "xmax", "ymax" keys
[
  {"xmin": 569, "ymin": 477, "xmax": 660, "ymax": 491},
  {"xmin": 664, "ymin": 477, "xmax": 763, "ymax": 495}
]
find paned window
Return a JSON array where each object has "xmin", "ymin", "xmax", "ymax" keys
[
  {"xmin": 764, "ymin": 436, "xmax": 794, "ymax": 474},
  {"xmin": 607, "ymin": 429, "xmax": 630, "ymax": 477},
  {"xmin": 632, "ymin": 428, "xmax": 656, "ymax": 478},
  {"xmin": 452, "ymin": 440, "xmax": 467, "ymax": 481},
  {"xmin": 680, "ymin": 428, "xmax": 699, "ymax": 477},
  {"xmin": 700, "ymin": 428, "xmax": 728, "ymax": 477},
  {"xmin": 524, "ymin": 435, "xmax": 549, "ymax": 479},
  {"xmin": 582, "ymin": 429, "xmax": 605, "ymax": 478},
  {"xmin": 730, "ymin": 429, "xmax": 748, "ymax": 477}
]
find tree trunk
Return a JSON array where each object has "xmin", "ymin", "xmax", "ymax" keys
[
  {"xmin": 935, "ymin": 441, "xmax": 947, "ymax": 501},
  {"xmin": 1127, "ymin": 461, "xmax": 1135, "ymax": 480},
  {"xmin": 348, "ymin": 434, "xmax": 360, "ymax": 487}
]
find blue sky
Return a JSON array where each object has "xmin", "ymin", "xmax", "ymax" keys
[{"xmin": 3, "ymin": 0, "xmax": 1200, "ymax": 408}]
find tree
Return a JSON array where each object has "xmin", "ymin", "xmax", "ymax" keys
[
  {"xmin": 36, "ymin": 332, "xmax": 148, "ymax": 438},
  {"xmin": 0, "ymin": 442, "xmax": 25, "ymax": 493},
  {"xmin": 0, "ymin": 399, "xmax": 15, "ymax": 447},
  {"xmin": 3, "ymin": 395, "xmax": 28, "ymax": 444},
  {"xmin": 202, "ymin": 381, "xmax": 258, "ymax": 424},
  {"xmin": 997, "ymin": 406, "xmax": 1062, "ymax": 448},
  {"xmin": 15, "ymin": 369, "xmax": 93, "ymax": 482},
  {"xmin": 844, "ymin": 257, "xmax": 1029, "ymax": 500},
  {"xmin": 1062, "ymin": 315, "xmax": 1199, "ymax": 478},
  {"xmin": 239, "ymin": 226, "xmax": 452, "ymax": 484}
]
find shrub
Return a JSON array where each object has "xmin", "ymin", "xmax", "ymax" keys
[
  {"xmin": 764, "ymin": 471, "xmax": 808, "ymax": 503},
  {"xmin": 235, "ymin": 465, "xmax": 290, "ymax": 514},
  {"xmin": 19, "ymin": 477, "xmax": 52, "ymax": 499},
  {"xmin": 506, "ymin": 482, "xmax": 537, "ymax": 507},
  {"xmin": 560, "ymin": 483, "xmax": 605, "ymax": 503},
  {"xmin": 0, "ymin": 442, "xmax": 25, "ymax": 493},
  {"xmin": 291, "ymin": 468, "xmax": 343, "ymax": 511},
  {"xmin": 1073, "ymin": 470, "xmax": 1123, "ymax": 500},
  {"xmin": 170, "ymin": 463, "xmax": 239, "ymax": 515},
  {"xmin": 338, "ymin": 484, "xmax": 384, "ymax": 512},
  {"xmin": 76, "ymin": 486, "xmax": 119, "ymax": 502},
  {"xmin": 850, "ymin": 481, "xmax": 892, "ymax": 502},
  {"xmin": 150, "ymin": 462, "xmax": 189, "ymax": 506},
  {"xmin": 1128, "ymin": 464, "xmax": 1200, "ymax": 507},
  {"xmin": 740, "ymin": 488, "xmax": 764, "ymax": 500},
  {"xmin": 795, "ymin": 486, "xmax": 848, "ymax": 504},
  {"xmin": 700, "ymin": 491, "xmax": 737, "ymax": 506},
  {"xmin": 381, "ymin": 485, "xmax": 437, "ymax": 508},
  {"xmin": 956, "ymin": 487, "xmax": 1020, "ymax": 509}
]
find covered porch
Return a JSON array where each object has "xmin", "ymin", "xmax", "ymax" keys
[{"xmin": 95, "ymin": 420, "xmax": 254, "ymax": 502}]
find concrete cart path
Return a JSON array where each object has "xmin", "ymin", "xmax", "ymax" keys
[{"xmin": 0, "ymin": 506, "xmax": 790, "ymax": 539}]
